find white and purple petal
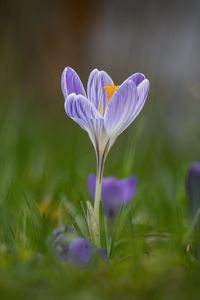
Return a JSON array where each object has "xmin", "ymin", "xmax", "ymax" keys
[
  {"xmin": 128, "ymin": 73, "xmax": 145, "ymax": 86},
  {"xmin": 87, "ymin": 69, "xmax": 113, "ymax": 112},
  {"xmin": 65, "ymin": 94, "xmax": 104, "ymax": 147},
  {"xmin": 104, "ymin": 78, "xmax": 149, "ymax": 141},
  {"xmin": 61, "ymin": 67, "xmax": 86, "ymax": 99},
  {"xmin": 104, "ymin": 80, "xmax": 138, "ymax": 137},
  {"xmin": 117, "ymin": 78, "xmax": 149, "ymax": 136},
  {"xmin": 65, "ymin": 94, "xmax": 101, "ymax": 120},
  {"xmin": 65, "ymin": 93, "xmax": 102, "ymax": 127},
  {"xmin": 136, "ymin": 79, "xmax": 150, "ymax": 112}
]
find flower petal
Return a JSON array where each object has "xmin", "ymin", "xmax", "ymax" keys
[
  {"xmin": 186, "ymin": 161, "xmax": 200, "ymax": 218},
  {"xmin": 88, "ymin": 174, "xmax": 137, "ymax": 218},
  {"xmin": 65, "ymin": 93, "xmax": 102, "ymax": 128},
  {"xmin": 133, "ymin": 79, "xmax": 150, "ymax": 118},
  {"xmin": 87, "ymin": 69, "xmax": 113, "ymax": 111},
  {"xmin": 116, "ymin": 79, "xmax": 149, "ymax": 137},
  {"xmin": 128, "ymin": 73, "xmax": 145, "ymax": 86},
  {"xmin": 101, "ymin": 177, "xmax": 125, "ymax": 218},
  {"xmin": 68, "ymin": 238, "xmax": 94, "ymax": 266},
  {"xmin": 104, "ymin": 78, "xmax": 149, "ymax": 141},
  {"xmin": 61, "ymin": 67, "xmax": 86, "ymax": 98},
  {"xmin": 121, "ymin": 176, "xmax": 137, "ymax": 204},
  {"xmin": 65, "ymin": 94, "xmax": 104, "ymax": 147},
  {"xmin": 88, "ymin": 174, "xmax": 96, "ymax": 200},
  {"xmin": 104, "ymin": 80, "xmax": 138, "ymax": 137}
]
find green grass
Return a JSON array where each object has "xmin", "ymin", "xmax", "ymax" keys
[{"xmin": 0, "ymin": 98, "xmax": 200, "ymax": 300}]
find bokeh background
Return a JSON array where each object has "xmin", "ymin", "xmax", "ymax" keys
[
  {"xmin": 0, "ymin": 1, "xmax": 200, "ymax": 299},
  {"xmin": 1, "ymin": 0, "xmax": 200, "ymax": 178},
  {"xmin": 1, "ymin": 0, "xmax": 200, "ymax": 125}
]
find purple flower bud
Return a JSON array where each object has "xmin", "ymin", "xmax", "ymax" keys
[
  {"xmin": 68, "ymin": 238, "xmax": 94, "ymax": 266},
  {"xmin": 51, "ymin": 225, "xmax": 77, "ymax": 259},
  {"xmin": 53, "ymin": 225, "xmax": 73, "ymax": 239},
  {"xmin": 88, "ymin": 174, "xmax": 137, "ymax": 218},
  {"xmin": 186, "ymin": 161, "xmax": 200, "ymax": 218},
  {"xmin": 52, "ymin": 228, "xmax": 108, "ymax": 266}
]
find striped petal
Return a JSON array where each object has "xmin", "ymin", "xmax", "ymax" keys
[
  {"xmin": 116, "ymin": 79, "xmax": 149, "ymax": 136},
  {"xmin": 137, "ymin": 79, "xmax": 150, "ymax": 109},
  {"xmin": 61, "ymin": 67, "xmax": 86, "ymax": 99},
  {"xmin": 65, "ymin": 94, "xmax": 103, "ymax": 145},
  {"xmin": 128, "ymin": 73, "xmax": 145, "ymax": 86},
  {"xmin": 87, "ymin": 69, "xmax": 113, "ymax": 112},
  {"xmin": 104, "ymin": 80, "xmax": 138, "ymax": 137},
  {"xmin": 65, "ymin": 93, "xmax": 101, "ymax": 120},
  {"xmin": 104, "ymin": 78, "xmax": 149, "ymax": 140}
]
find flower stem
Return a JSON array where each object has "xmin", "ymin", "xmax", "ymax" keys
[
  {"xmin": 91, "ymin": 140, "xmax": 110, "ymax": 247},
  {"xmin": 93, "ymin": 153, "xmax": 105, "ymax": 247}
]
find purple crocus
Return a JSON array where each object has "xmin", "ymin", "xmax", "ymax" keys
[
  {"xmin": 61, "ymin": 67, "xmax": 149, "ymax": 246},
  {"xmin": 186, "ymin": 161, "xmax": 200, "ymax": 220},
  {"xmin": 88, "ymin": 174, "xmax": 137, "ymax": 218},
  {"xmin": 62, "ymin": 67, "xmax": 149, "ymax": 157},
  {"xmin": 68, "ymin": 238, "xmax": 94, "ymax": 266},
  {"xmin": 52, "ymin": 227, "xmax": 107, "ymax": 266}
]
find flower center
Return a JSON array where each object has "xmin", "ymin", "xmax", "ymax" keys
[
  {"xmin": 104, "ymin": 84, "xmax": 119, "ymax": 102},
  {"xmin": 99, "ymin": 84, "xmax": 119, "ymax": 115}
]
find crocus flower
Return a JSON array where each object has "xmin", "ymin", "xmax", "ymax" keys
[
  {"xmin": 186, "ymin": 161, "xmax": 200, "ymax": 222},
  {"xmin": 68, "ymin": 238, "xmax": 94, "ymax": 266},
  {"xmin": 61, "ymin": 67, "xmax": 149, "ymax": 246},
  {"xmin": 52, "ymin": 225, "xmax": 77, "ymax": 260},
  {"xmin": 88, "ymin": 174, "xmax": 137, "ymax": 218},
  {"xmin": 52, "ymin": 227, "xmax": 107, "ymax": 265},
  {"xmin": 62, "ymin": 67, "xmax": 149, "ymax": 159}
]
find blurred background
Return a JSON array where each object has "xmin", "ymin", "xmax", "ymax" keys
[
  {"xmin": 1, "ymin": 0, "xmax": 200, "ymax": 126},
  {"xmin": 0, "ymin": 0, "xmax": 200, "ymax": 197}
]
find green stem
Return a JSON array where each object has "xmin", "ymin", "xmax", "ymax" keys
[
  {"xmin": 91, "ymin": 139, "xmax": 110, "ymax": 247},
  {"xmin": 93, "ymin": 155, "xmax": 104, "ymax": 247}
]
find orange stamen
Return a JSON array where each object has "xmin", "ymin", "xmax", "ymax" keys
[
  {"xmin": 99, "ymin": 103, "xmax": 103, "ymax": 115},
  {"xmin": 104, "ymin": 84, "xmax": 119, "ymax": 102}
]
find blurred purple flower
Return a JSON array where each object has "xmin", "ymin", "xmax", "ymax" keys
[
  {"xmin": 88, "ymin": 174, "xmax": 137, "ymax": 218},
  {"xmin": 61, "ymin": 67, "xmax": 149, "ymax": 155},
  {"xmin": 186, "ymin": 161, "xmax": 200, "ymax": 219},
  {"xmin": 68, "ymin": 238, "xmax": 94, "ymax": 266},
  {"xmin": 52, "ymin": 228, "xmax": 107, "ymax": 266}
]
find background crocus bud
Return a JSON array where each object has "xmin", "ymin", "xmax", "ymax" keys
[
  {"xmin": 88, "ymin": 174, "xmax": 137, "ymax": 218},
  {"xmin": 52, "ymin": 227, "xmax": 107, "ymax": 265},
  {"xmin": 186, "ymin": 161, "xmax": 200, "ymax": 221},
  {"xmin": 68, "ymin": 238, "xmax": 94, "ymax": 266},
  {"xmin": 52, "ymin": 225, "xmax": 78, "ymax": 260}
]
